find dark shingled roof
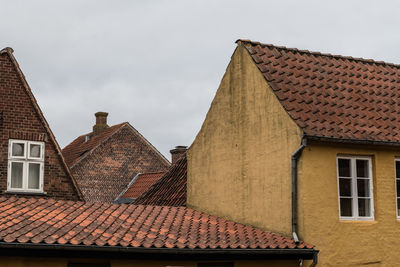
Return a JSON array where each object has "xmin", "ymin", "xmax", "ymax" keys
[
  {"xmin": 0, "ymin": 196, "xmax": 314, "ymax": 250},
  {"xmin": 239, "ymin": 39, "xmax": 400, "ymax": 144},
  {"xmin": 134, "ymin": 154, "xmax": 187, "ymax": 206}
]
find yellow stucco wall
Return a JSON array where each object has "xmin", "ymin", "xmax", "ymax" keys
[
  {"xmin": 187, "ymin": 43, "xmax": 302, "ymax": 235},
  {"xmin": 0, "ymin": 257, "xmax": 299, "ymax": 267},
  {"xmin": 298, "ymin": 142, "xmax": 400, "ymax": 267}
]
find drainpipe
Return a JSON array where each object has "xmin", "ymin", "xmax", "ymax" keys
[{"xmin": 291, "ymin": 136, "xmax": 307, "ymax": 243}]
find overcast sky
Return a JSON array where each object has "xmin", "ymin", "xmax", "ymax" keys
[{"xmin": 1, "ymin": 0, "xmax": 400, "ymax": 160}]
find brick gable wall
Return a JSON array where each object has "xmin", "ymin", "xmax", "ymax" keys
[
  {"xmin": 71, "ymin": 125, "xmax": 170, "ymax": 202},
  {"xmin": 0, "ymin": 52, "xmax": 80, "ymax": 200}
]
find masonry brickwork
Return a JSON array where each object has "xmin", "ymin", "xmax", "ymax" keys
[
  {"xmin": 70, "ymin": 124, "xmax": 170, "ymax": 202},
  {"xmin": 0, "ymin": 50, "xmax": 81, "ymax": 200}
]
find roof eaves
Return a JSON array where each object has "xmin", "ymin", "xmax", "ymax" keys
[
  {"xmin": 1, "ymin": 47, "xmax": 84, "ymax": 200},
  {"xmin": 305, "ymin": 135, "xmax": 400, "ymax": 147},
  {"xmin": 0, "ymin": 242, "xmax": 318, "ymax": 261}
]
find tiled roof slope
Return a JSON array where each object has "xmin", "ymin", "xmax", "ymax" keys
[
  {"xmin": 120, "ymin": 171, "xmax": 166, "ymax": 200},
  {"xmin": 239, "ymin": 40, "xmax": 400, "ymax": 143},
  {"xmin": 0, "ymin": 196, "xmax": 313, "ymax": 250},
  {"xmin": 62, "ymin": 123, "xmax": 126, "ymax": 166},
  {"xmin": 134, "ymin": 154, "xmax": 187, "ymax": 206}
]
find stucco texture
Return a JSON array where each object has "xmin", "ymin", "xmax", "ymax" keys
[
  {"xmin": 187, "ymin": 44, "xmax": 302, "ymax": 235},
  {"xmin": 297, "ymin": 143, "xmax": 400, "ymax": 267}
]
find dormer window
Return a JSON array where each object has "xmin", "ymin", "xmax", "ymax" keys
[{"xmin": 7, "ymin": 139, "xmax": 44, "ymax": 193}]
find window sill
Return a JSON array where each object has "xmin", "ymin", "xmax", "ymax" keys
[
  {"xmin": 4, "ymin": 190, "xmax": 47, "ymax": 196},
  {"xmin": 339, "ymin": 220, "xmax": 377, "ymax": 224}
]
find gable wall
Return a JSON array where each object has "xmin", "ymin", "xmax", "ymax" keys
[
  {"xmin": 187, "ymin": 44, "xmax": 302, "ymax": 235},
  {"xmin": 71, "ymin": 125, "xmax": 170, "ymax": 202},
  {"xmin": 0, "ymin": 53, "xmax": 80, "ymax": 200}
]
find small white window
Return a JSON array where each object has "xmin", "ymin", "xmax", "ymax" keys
[
  {"xmin": 337, "ymin": 156, "xmax": 374, "ymax": 220},
  {"xmin": 7, "ymin": 140, "xmax": 44, "ymax": 193}
]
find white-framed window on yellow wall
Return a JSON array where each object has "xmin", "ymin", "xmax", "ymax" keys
[
  {"xmin": 395, "ymin": 159, "xmax": 400, "ymax": 218},
  {"xmin": 337, "ymin": 156, "xmax": 374, "ymax": 220}
]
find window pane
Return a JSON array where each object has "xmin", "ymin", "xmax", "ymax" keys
[
  {"xmin": 339, "ymin": 178, "xmax": 352, "ymax": 196},
  {"xmin": 30, "ymin": 144, "xmax": 41, "ymax": 158},
  {"xmin": 397, "ymin": 180, "xmax": 400, "ymax": 198},
  {"xmin": 338, "ymin": 158, "xmax": 351, "ymax": 177},
  {"xmin": 12, "ymin": 143, "xmax": 25, "ymax": 157},
  {"xmin": 340, "ymin": 198, "xmax": 352, "ymax": 216},
  {"xmin": 397, "ymin": 161, "xmax": 400, "ymax": 179},
  {"xmin": 357, "ymin": 179, "xmax": 370, "ymax": 197},
  {"xmin": 358, "ymin": 198, "xmax": 371, "ymax": 217},
  {"xmin": 356, "ymin": 159, "xmax": 369, "ymax": 178},
  {"xmin": 28, "ymin": 163, "xmax": 40, "ymax": 189},
  {"xmin": 11, "ymin": 162, "xmax": 23, "ymax": 188},
  {"xmin": 398, "ymin": 199, "xmax": 400, "ymax": 216}
]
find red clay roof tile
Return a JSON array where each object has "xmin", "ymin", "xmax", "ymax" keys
[
  {"xmin": 120, "ymin": 171, "xmax": 166, "ymax": 200},
  {"xmin": 134, "ymin": 154, "xmax": 187, "ymax": 206},
  {"xmin": 0, "ymin": 196, "xmax": 313, "ymax": 250},
  {"xmin": 239, "ymin": 39, "xmax": 400, "ymax": 144}
]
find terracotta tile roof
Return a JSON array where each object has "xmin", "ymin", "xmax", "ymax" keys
[
  {"xmin": 239, "ymin": 39, "xmax": 400, "ymax": 144},
  {"xmin": 118, "ymin": 171, "xmax": 166, "ymax": 201},
  {"xmin": 0, "ymin": 196, "xmax": 313, "ymax": 250},
  {"xmin": 62, "ymin": 122, "xmax": 126, "ymax": 166},
  {"xmin": 134, "ymin": 154, "xmax": 187, "ymax": 206}
]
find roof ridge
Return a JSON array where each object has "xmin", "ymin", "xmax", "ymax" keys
[
  {"xmin": 236, "ymin": 39, "xmax": 400, "ymax": 69},
  {"xmin": 0, "ymin": 47, "xmax": 14, "ymax": 54},
  {"xmin": 65, "ymin": 122, "xmax": 127, "ymax": 146},
  {"xmin": 69, "ymin": 122, "xmax": 129, "ymax": 168}
]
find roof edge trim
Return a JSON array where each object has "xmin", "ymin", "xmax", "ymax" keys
[
  {"xmin": 236, "ymin": 39, "xmax": 400, "ymax": 68},
  {"xmin": 0, "ymin": 242, "xmax": 317, "ymax": 259},
  {"xmin": 113, "ymin": 172, "xmax": 141, "ymax": 202}
]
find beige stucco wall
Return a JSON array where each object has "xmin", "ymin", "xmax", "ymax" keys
[
  {"xmin": 298, "ymin": 142, "xmax": 400, "ymax": 267},
  {"xmin": 0, "ymin": 257, "xmax": 300, "ymax": 267},
  {"xmin": 187, "ymin": 43, "xmax": 302, "ymax": 235}
]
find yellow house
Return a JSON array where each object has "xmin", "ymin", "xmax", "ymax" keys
[{"xmin": 187, "ymin": 39, "xmax": 400, "ymax": 266}]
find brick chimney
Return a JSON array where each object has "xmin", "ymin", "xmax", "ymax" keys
[
  {"xmin": 170, "ymin": 146, "xmax": 187, "ymax": 165},
  {"xmin": 93, "ymin": 112, "xmax": 109, "ymax": 136}
]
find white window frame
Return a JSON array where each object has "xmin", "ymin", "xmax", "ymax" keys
[
  {"xmin": 7, "ymin": 139, "xmax": 44, "ymax": 193},
  {"xmin": 336, "ymin": 156, "xmax": 374, "ymax": 221},
  {"xmin": 395, "ymin": 159, "xmax": 400, "ymax": 219}
]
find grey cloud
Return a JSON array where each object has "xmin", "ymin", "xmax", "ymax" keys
[{"xmin": 1, "ymin": 0, "xmax": 400, "ymax": 159}]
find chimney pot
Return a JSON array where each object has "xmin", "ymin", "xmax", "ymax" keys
[
  {"xmin": 170, "ymin": 146, "xmax": 187, "ymax": 165},
  {"xmin": 93, "ymin": 112, "xmax": 109, "ymax": 136}
]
